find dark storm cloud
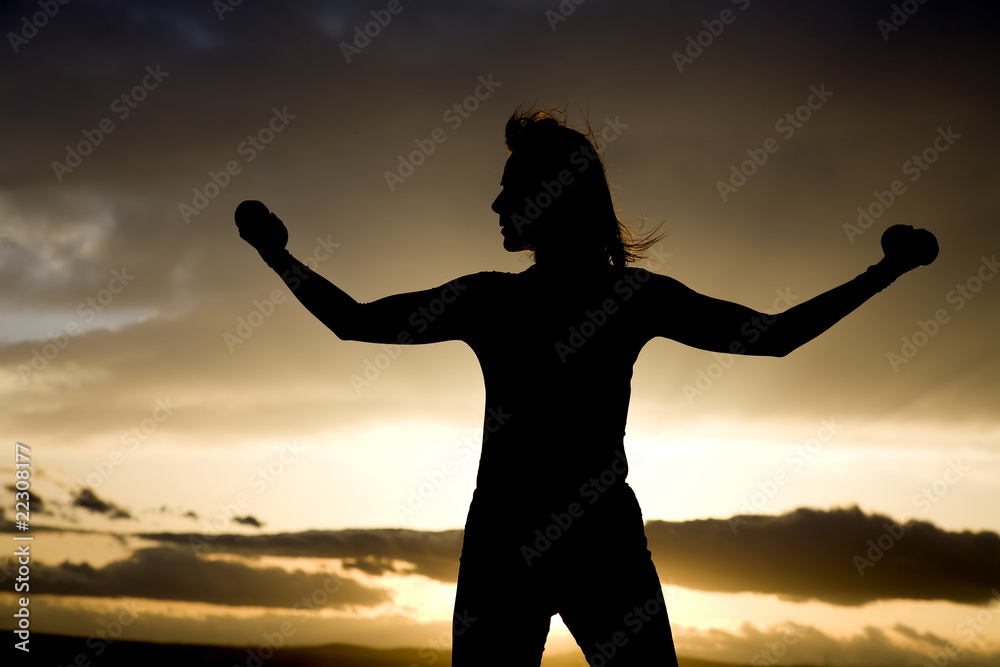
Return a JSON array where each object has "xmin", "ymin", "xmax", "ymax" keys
[
  {"xmin": 232, "ymin": 514, "xmax": 263, "ymax": 527},
  {"xmin": 141, "ymin": 527, "xmax": 465, "ymax": 583},
  {"xmin": 72, "ymin": 487, "xmax": 131, "ymax": 518},
  {"xmin": 31, "ymin": 545, "xmax": 391, "ymax": 609},
  {"xmin": 5, "ymin": 483, "xmax": 47, "ymax": 513},
  {"xmin": 140, "ymin": 506, "xmax": 1000, "ymax": 606},
  {"xmin": 1, "ymin": 0, "xmax": 997, "ymax": 437},
  {"xmin": 646, "ymin": 506, "xmax": 1000, "ymax": 606}
]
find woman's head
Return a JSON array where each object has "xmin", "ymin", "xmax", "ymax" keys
[{"xmin": 492, "ymin": 108, "xmax": 661, "ymax": 270}]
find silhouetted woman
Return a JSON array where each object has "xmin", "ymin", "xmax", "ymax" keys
[{"xmin": 235, "ymin": 109, "xmax": 937, "ymax": 666}]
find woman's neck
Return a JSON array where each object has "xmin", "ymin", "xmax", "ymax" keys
[{"xmin": 532, "ymin": 244, "xmax": 608, "ymax": 272}]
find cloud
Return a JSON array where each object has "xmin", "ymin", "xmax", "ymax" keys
[
  {"xmin": 138, "ymin": 506, "xmax": 1000, "ymax": 606},
  {"xmin": 71, "ymin": 487, "xmax": 132, "ymax": 518},
  {"xmin": 645, "ymin": 506, "xmax": 1000, "ymax": 606},
  {"xmin": 31, "ymin": 545, "xmax": 391, "ymax": 609},
  {"xmin": 233, "ymin": 514, "xmax": 263, "ymax": 528},
  {"xmin": 676, "ymin": 620, "xmax": 1000, "ymax": 667},
  {"xmin": 143, "ymin": 527, "xmax": 465, "ymax": 583},
  {"xmin": 4, "ymin": 484, "xmax": 48, "ymax": 514}
]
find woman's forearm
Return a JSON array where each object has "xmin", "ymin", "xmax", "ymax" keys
[
  {"xmin": 260, "ymin": 248, "xmax": 363, "ymax": 340},
  {"xmin": 755, "ymin": 261, "xmax": 899, "ymax": 356}
]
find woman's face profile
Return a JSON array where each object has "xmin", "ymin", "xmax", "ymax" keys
[{"xmin": 492, "ymin": 155, "xmax": 545, "ymax": 253}]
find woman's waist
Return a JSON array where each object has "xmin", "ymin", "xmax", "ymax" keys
[
  {"xmin": 462, "ymin": 479, "xmax": 643, "ymax": 554},
  {"xmin": 476, "ymin": 441, "xmax": 628, "ymax": 488},
  {"xmin": 470, "ymin": 459, "xmax": 633, "ymax": 519}
]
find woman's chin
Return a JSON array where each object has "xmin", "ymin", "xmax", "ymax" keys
[
  {"xmin": 501, "ymin": 231, "xmax": 526, "ymax": 252},
  {"xmin": 502, "ymin": 237, "xmax": 524, "ymax": 252}
]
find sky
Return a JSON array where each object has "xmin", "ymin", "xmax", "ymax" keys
[{"xmin": 1, "ymin": 0, "xmax": 999, "ymax": 665}]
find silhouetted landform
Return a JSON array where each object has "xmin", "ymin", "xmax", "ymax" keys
[{"xmin": 23, "ymin": 634, "xmax": 750, "ymax": 667}]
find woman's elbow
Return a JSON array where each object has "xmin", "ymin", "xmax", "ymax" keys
[{"xmin": 743, "ymin": 337, "xmax": 797, "ymax": 358}]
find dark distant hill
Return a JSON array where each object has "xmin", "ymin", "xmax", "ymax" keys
[{"xmin": 20, "ymin": 634, "xmax": 750, "ymax": 666}]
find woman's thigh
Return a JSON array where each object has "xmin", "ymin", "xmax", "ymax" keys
[
  {"xmin": 451, "ymin": 497, "xmax": 557, "ymax": 666},
  {"xmin": 556, "ymin": 486, "xmax": 679, "ymax": 666},
  {"xmin": 451, "ymin": 485, "xmax": 678, "ymax": 666}
]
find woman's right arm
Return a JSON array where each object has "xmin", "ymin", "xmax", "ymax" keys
[
  {"xmin": 260, "ymin": 248, "xmax": 369, "ymax": 341},
  {"xmin": 235, "ymin": 201, "xmax": 478, "ymax": 345}
]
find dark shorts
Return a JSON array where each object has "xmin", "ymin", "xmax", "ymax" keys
[{"xmin": 452, "ymin": 483, "xmax": 679, "ymax": 667}]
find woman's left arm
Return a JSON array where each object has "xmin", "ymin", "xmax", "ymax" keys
[{"xmin": 650, "ymin": 225, "xmax": 938, "ymax": 357}]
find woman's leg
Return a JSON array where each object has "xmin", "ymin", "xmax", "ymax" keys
[
  {"xmin": 557, "ymin": 485, "xmax": 679, "ymax": 666},
  {"xmin": 451, "ymin": 497, "xmax": 555, "ymax": 666}
]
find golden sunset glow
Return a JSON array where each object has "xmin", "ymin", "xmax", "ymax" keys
[{"xmin": 2, "ymin": 1, "xmax": 999, "ymax": 665}]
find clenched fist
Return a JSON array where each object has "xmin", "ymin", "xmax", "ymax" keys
[
  {"xmin": 880, "ymin": 224, "xmax": 938, "ymax": 276},
  {"xmin": 235, "ymin": 200, "xmax": 288, "ymax": 260}
]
